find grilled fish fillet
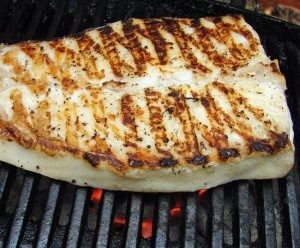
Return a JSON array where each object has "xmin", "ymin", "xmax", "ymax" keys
[{"xmin": 0, "ymin": 15, "xmax": 294, "ymax": 192}]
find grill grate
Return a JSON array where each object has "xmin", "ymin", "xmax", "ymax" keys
[{"xmin": 0, "ymin": 0, "xmax": 299, "ymax": 247}]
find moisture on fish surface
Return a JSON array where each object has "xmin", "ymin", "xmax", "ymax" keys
[{"xmin": 0, "ymin": 15, "xmax": 293, "ymax": 174}]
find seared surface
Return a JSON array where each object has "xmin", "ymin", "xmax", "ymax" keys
[{"xmin": 0, "ymin": 15, "xmax": 293, "ymax": 174}]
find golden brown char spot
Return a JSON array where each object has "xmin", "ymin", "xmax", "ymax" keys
[
  {"xmin": 10, "ymin": 90, "xmax": 38, "ymax": 142},
  {"xmin": 31, "ymin": 100, "xmax": 51, "ymax": 137},
  {"xmin": 61, "ymin": 77, "xmax": 78, "ymax": 92},
  {"xmin": 65, "ymin": 101, "xmax": 79, "ymax": 148},
  {"xmin": 270, "ymin": 62, "xmax": 280, "ymax": 74},
  {"xmin": 3, "ymin": 49, "xmax": 47, "ymax": 94}
]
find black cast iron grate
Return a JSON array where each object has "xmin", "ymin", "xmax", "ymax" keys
[{"xmin": 0, "ymin": 0, "xmax": 300, "ymax": 247}]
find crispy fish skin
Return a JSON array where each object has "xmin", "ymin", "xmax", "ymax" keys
[{"xmin": 0, "ymin": 15, "xmax": 294, "ymax": 192}]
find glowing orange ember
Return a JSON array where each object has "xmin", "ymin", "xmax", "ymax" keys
[
  {"xmin": 198, "ymin": 189, "xmax": 207, "ymax": 203},
  {"xmin": 112, "ymin": 217, "xmax": 153, "ymax": 239},
  {"xmin": 91, "ymin": 188, "xmax": 103, "ymax": 203},
  {"xmin": 113, "ymin": 217, "xmax": 126, "ymax": 229},
  {"xmin": 170, "ymin": 195, "xmax": 182, "ymax": 218},
  {"xmin": 170, "ymin": 207, "xmax": 181, "ymax": 217},
  {"xmin": 141, "ymin": 219, "xmax": 153, "ymax": 239}
]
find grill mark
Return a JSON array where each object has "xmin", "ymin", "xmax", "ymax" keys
[
  {"xmin": 159, "ymin": 157, "xmax": 177, "ymax": 167},
  {"xmin": 145, "ymin": 89, "xmax": 171, "ymax": 156},
  {"xmin": 89, "ymin": 87, "xmax": 110, "ymax": 153},
  {"xmin": 213, "ymin": 82, "xmax": 264, "ymax": 134},
  {"xmin": 3, "ymin": 49, "xmax": 47, "ymax": 94},
  {"xmin": 121, "ymin": 94, "xmax": 138, "ymax": 144},
  {"xmin": 98, "ymin": 26, "xmax": 126, "ymax": 77},
  {"xmin": 97, "ymin": 21, "xmax": 155, "ymax": 75},
  {"xmin": 65, "ymin": 101, "xmax": 79, "ymax": 148},
  {"xmin": 249, "ymin": 141, "xmax": 272, "ymax": 153},
  {"xmin": 192, "ymin": 19, "xmax": 237, "ymax": 69},
  {"xmin": 128, "ymin": 158, "xmax": 144, "ymax": 167},
  {"xmin": 211, "ymin": 82, "xmax": 287, "ymax": 154},
  {"xmin": 207, "ymin": 83, "xmax": 253, "ymax": 141},
  {"xmin": 163, "ymin": 18, "xmax": 210, "ymax": 73},
  {"xmin": 142, "ymin": 19, "xmax": 169, "ymax": 65},
  {"xmin": 167, "ymin": 89, "xmax": 201, "ymax": 159},
  {"xmin": 0, "ymin": 120, "xmax": 35, "ymax": 148},
  {"xmin": 199, "ymin": 89, "xmax": 228, "ymax": 149},
  {"xmin": 42, "ymin": 53, "xmax": 63, "ymax": 79},
  {"xmin": 82, "ymin": 151, "xmax": 125, "ymax": 170},
  {"xmin": 48, "ymin": 42, "xmax": 89, "ymax": 93},
  {"xmin": 10, "ymin": 90, "xmax": 32, "ymax": 132},
  {"xmin": 192, "ymin": 18, "xmax": 258, "ymax": 69},
  {"xmin": 121, "ymin": 20, "xmax": 153, "ymax": 73},
  {"xmin": 76, "ymin": 35, "xmax": 104, "ymax": 80},
  {"xmin": 30, "ymin": 100, "xmax": 51, "ymax": 138},
  {"xmin": 219, "ymin": 148, "xmax": 239, "ymax": 160},
  {"xmin": 187, "ymin": 155, "xmax": 208, "ymax": 165},
  {"xmin": 49, "ymin": 41, "xmax": 70, "ymax": 65}
]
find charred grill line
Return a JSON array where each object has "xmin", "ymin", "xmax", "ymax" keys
[
  {"xmin": 167, "ymin": 89, "xmax": 202, "ymax": 160},
  {"xmin": 144, "ymin": 89, "xmax": 170, "ymax": 157},
  {"xmin": 121, "ymin": 94, "xmax": 139, "ymax": 143},
  {"xmin": 98, "ymin": 26, "xmax": 125, "ymax": 77},
  {"xmin": 163, "ymin": 18, "xmax": 210, "ymax": 73},
  {"xmin": 143, "ymin": 19, "xmax": 169, "ymax": 65}
]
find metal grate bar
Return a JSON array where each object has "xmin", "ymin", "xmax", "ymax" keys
[
  {"xmin": 260, "ymin": 181, "xmax": 277, "ymax": 248},
  {"xmin": 70, "ymin": 0, "xmax": 88, "ymax": 34},
  {"xmin": 6, "ymin": 174, "xmax": 34, "ymax": 248},
  {"xmin": 236, "ymin": 182, "xmax": 250, "ymax": 247},
  {"xmin": 24, "ymin": 0, "xmax": 49, "ymax": 40},
  {"xmin": 96, "ymin": 191, "xmax": 115, "ymax": 248},
  {"xmin": 0, "ymin": 164, "xmax": 9, "ymax": 204},
  {"xmin": 211, "ymin": 186, "xmax": 224, "ymax": 248},
  {"xmin": 125, "ymin": 193, "xmax": 143, "ymax": 248},
  {"xmin": 2, "ymin": 0, "xmax": 30, "ymax": 42},
  {"xmin": 36, "ymin": 181, "xmax": 60, "ymax": 248},
  {"xmin": 230, "ymin": 0, "xmax": 246, "ymax": 8},
  {"xmin": 283, "ymin": 42, "xmax": 300, "ymax": 247},
  {"xmin": 183, "ymin": 193, "xmax": 198, "ymax": 248},
  {"xmin": 105, "ymin": 0, "xmax": 128, "ymax": 23},
  {"xmin": 92, "ymin": 0, "xmax": 108, "ymax": 27},
  {"xmin": 47, "ymin": 0, "xmax": 69, "ymax": 38},
  {"xmin": 285, "ymin": 170, "xmax": 300, "ymax": 247},
  {"xmin": 154, "ymin": 194, "xmax": 171, "ymax": 248},
  {"xmin": 35, "ymin": 2, "xmax": 72, "ymax": 245},
  {"xmin": 66, "ymin": 188, "xmax": 87, "ymax": 247}
]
